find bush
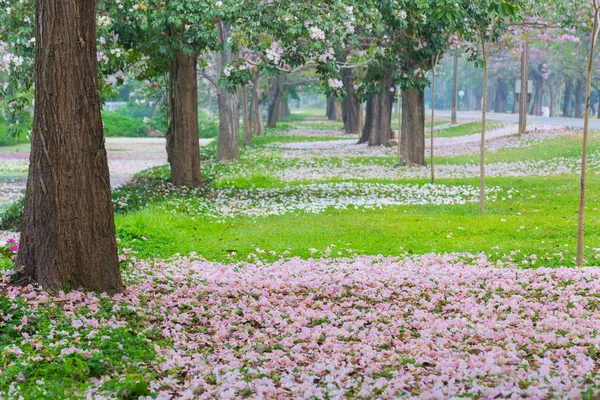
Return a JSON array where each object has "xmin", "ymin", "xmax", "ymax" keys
[
  {"xmin": 102, "ymin": 112, "xmax": 148, "ymax": 137},
  {"xmin": 0, "ymin": 197, "xmax": 24, "ymax": 231}
]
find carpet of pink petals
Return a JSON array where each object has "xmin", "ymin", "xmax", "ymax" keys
[{"xmin": 4, "ymin": 253, "xmax": 600, "ymax": 399}]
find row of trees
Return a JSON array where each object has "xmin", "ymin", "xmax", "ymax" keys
[{"xmin": 0, "ymin": 0, "xmax": 597, "ymax": 291}]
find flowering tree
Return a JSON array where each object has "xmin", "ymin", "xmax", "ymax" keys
[{"xmin": 460, "ymin": 0, "xmax": 526, "ymax": 215}]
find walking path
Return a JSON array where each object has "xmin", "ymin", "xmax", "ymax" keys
[{"xmin": 436, "ymin": 110, "xmax": 600, "ymax": 130}]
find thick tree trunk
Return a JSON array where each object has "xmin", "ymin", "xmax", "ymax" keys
[
  {"xmin": 280, "ymin": 98, "xmax": 291, "ymax": 118},
  {"xmin": 359, "ymin": 81, "xmax": 393, "ymax": 146},
  {"xmin": 575, "ymin": 79, "xmax": 584, "ymax": 118},
  {"xmin": 342, "ymin": 68, "xmax": 362, "ymax": 134},
  {"xmin": 359, "ymin": 95, "xmax": 375, "ymax": 144},
  {"xmin": 17, "ymin": 0, "xmax": 122, "ymax": 292},
  {"xmin": 326, "ymin": 99, "xmax": 336, "ymax": 120},
  {"xmin": 563, "ymin": 78, "xmax": 573, "ymax": 117},
  {"xmin": 166, "ymin": 52, "xmax": 202, "ymax": 187},
  {"xmin": 250, "ymin": 70, "xmax": 264, "ymax": 136},
  {"xmin": 400, "ymin": 88, "xmax": 426, "ymax": 166},
  {"xmin": 530, "ymin": 73, "xmax": 544, "ymax": 116},
  {"xmin": 267, "ymin": 74, "xmax": 284, "ymax": 128},
  {"xmin": 334, "ymin": 101, "xmax": 343, "ymax": 122},
  {"xmin": 216, "ymin": 21, "xmax": 240, "ymax": 161}
]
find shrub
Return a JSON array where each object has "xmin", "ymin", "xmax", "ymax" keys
[
  {"xmin": 0, "ymin": 197, "xmax": 24, "ymax": 231},
  {"xmin": 101, "ymin": 112, "xmax": 148, "ymax": 137}
]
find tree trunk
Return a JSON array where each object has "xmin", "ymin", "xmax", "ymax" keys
[
  {"xmin": 563, "ymin": 78, "xmax": 573, "ymax": 117},
  {"xmin": 267, "ymin": 74, "xmax": 284, "ymax": 128},
  {"xmin": 360, "ymin": 81, "xmax": 393, "ymax": 146},
  {"xmin": 17, "ymin": 0, "xmax": 122, "ymax": 292},
  {"xmin": 359, "ymin": 95, "xmax": 376, "ymax": 144},
  {"xmin": 166, "ymin": 52, "xmax": 202, "ymax": 186},
  {"xmin": 577, "ymin": 7, "xmax": 600, "ymax": 267},
  {"xmin": 549, "ymin": 84, "xmax": 558, "ymax": 117},
  {"xmin": 334, "ymin": 101, "xmax": 343, "ymax": 122},
  {"xmin": 342, "ymin": 68, "xmax": 363, "ymax": 134},
  {"xmin": 216, "ymin": 21, "xmax": 240, "ymax": 162},
  {"xmin": 250, "ymin": 70, "xmax": 264, "ymax": 136},
  {"xmin": 495, "ymin": 78, "xmax": 508, "ymax": 113},
  {"xmin": 242, "ymin": 86, "xmax": 251, "ymax": 146},
  {"xmin": 530, "ymin": 72, "xmax": 544, "ymax": 116},
  {"xmin": 487, "ymin": 85, "xmax": 496, "ymax": 112},
  {"xmin": 575, "ymin": 79, "xmax": 584, "ymax": 118},
  {"xmin": 326, "ymin": 98, "xmax": 336, "ymax": 120},
  {"xmin": 400, "ymin": 88, "xmax": 426, "ymax": 166},
  {"xmin": 280, "ymin": 98, "xmax": 291, "ymax": 118},
  {"xmin": 451, "ymin": 55, "xmax": 458, "ymax": 124}
]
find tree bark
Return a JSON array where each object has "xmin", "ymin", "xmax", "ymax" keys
[
  {"xmin": 577, "ymin": 6, "xmax": 600, "ymax": 267},
  {"xmin": 267, "ymin": 74, "xmax": 284, "ymax": 128},
  {"xmin": 530, "ymin": 70, "xmax": 544, "ymax": 116},
  {"xmin": 359, "ymin": 95, "xmax": 376, "ymax": 144},
  {"xmin": 359, "ymin": 81, "xmax": 393, "ymax": 146},
  {"xmin": 563, "ymin": 78, "xmax": 573, "ymax": 117},
  {"xmin": 326, "ymin": 98, "xmax": 336, "ymax": 120},
  {"xmin": 250, "ymin": 70, "xmax": 264, "ymax": 136},
  {"xmin": 400, "ymin": 88, "xmax": 426, "ymax": 166},
  {"xmin": 334, "ymin": 101, "xmax": 343, "ymax": 122},
  {"xmin": 341, "ymin": 68, "xmax": 362, "ymax": 134},
  {"xmin": 242, "ymin": 86, "xmax": 251, "ymax": 146},
  {"xmin": 17, "ymin": 0, "xmax": 122, "ymax": 292},
  {"xmin": 575, "ymin": 79, "xmax": 584, "ymax": 118},
  {"xmin": 166, "ymin": 52, "xmax": 202, "ymax": 187},
  {"xmin": 216, "ymin": 21, "xmax": 240, "ymax": 162}
]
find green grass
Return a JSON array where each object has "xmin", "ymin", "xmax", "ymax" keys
[
  {"xmin": 427, "ymin": 121, "xmax": 505, "ymax": 138},
  {"xmin": 114, "ymin": 174, "xmax": 600, "ymax": 266}
]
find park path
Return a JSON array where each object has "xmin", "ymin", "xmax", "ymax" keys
[
  {"xmin": 436, "ymin": 110, "xmax": 600, "ymax": 130},
  {"xmin": 0, "ymin": 137, "xmax": 213, "ymax": 207}
]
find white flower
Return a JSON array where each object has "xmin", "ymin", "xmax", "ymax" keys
[
  {"xmin": 328, "ymin": 78, "xmax": 344, "ymax": 89},
  {"xmin": 309, "ymin": 27, "xmax": 325, "ymax": 40}
]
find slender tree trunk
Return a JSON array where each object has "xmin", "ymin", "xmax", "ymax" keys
[
  {"xmin": 400, "ymin": 88, "xmax": 426, "ymax": 166},
  {"xmin": 451, "ymin": 54, "xmax": 458, "ymax": 124},
  {"xmin": 549, "ymin": 84, "xmax": 559, "ymax": 117},
  {"xmin": 480, "ymin": 56, "xmax": 488, "ymax": 215},
  {"xmin": 563, "ymin": 78, "xmax": 573, "ymax": 117},
  {"xmin": 342, "ymin": 68, "xmax": 362, "ymax": 134},
  {"xmin": 250, "ymin": 70, "xmax": 264, "ymax": 136},
  {"xmin": 216, "ymin": 21, "xmax": 240, "ymax": 162},
  {"xmin": 430, "ymin": 63, "xmax": 436, "ymax": 184},
  {"xmin": 17, "ymin": 0, "xmax": 122, "ymax": 292},
  {"xmin": 166, "ymin": 52, "xmax": 202, "ymax": 186},
  {"xmin": 518, "ymin": 40, "xmax": 529, "ymax": 134},
  {"xmin": 242, "ymin": 86, "xmax": 251, "ymax": 146},
  {"xmin": 575, "ymin": 79, "xmax": 584, "ymax": 118},
  {"xmin": 267, "ymin": 75, "xmax": 284, "ymax": 128},
  {"xmin": 597, "ymin": 88, "xmax": 600, "ymax": 119},
  {"xmin": 577, "ymin": 6, "xmax": 600, "ymax": 267}
]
